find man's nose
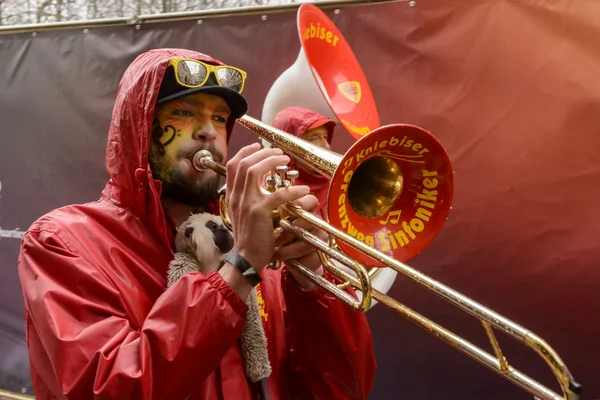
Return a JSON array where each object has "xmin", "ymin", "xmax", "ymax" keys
[
  {"xmin": 319, "ymin": 138, "xmax": 330, "ymax": 150},
  {"xmin": 193, "ymin": 119, "xmax": 217, "ymax": 141}
]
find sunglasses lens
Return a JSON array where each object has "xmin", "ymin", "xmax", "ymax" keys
[
  {"xmin": 217, "ymin": 68, "xmax": 244, "ymax": 92},
  {"xmin": 176, "ymin": 60, "xmax": 207, "ymax": 86}
]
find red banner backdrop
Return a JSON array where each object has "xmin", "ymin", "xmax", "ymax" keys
[{"xmin": 0, "ymin": 0, "xmax": 598, "ymax": 398}]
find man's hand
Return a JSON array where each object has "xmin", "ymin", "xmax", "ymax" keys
[
  {"xmin": 224, "ymin": 143, "xmax": 312, "ymax": 272},
  {"xmin": 273, "ymin": 194, "xmax": 329, "ymax": 290}
]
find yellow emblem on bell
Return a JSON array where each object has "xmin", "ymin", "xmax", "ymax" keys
[{"xmin": 338, "ymin": 81, "xmax": 362, "ymax": 104}]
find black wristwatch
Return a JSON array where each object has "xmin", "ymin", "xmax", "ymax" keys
[{"xmin": 225, "ymin": 251, "xmax": 263, "ymax": 287}]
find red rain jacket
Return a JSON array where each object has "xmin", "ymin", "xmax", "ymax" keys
[
  {"xmin": 17, "ymin": 49, "xmax": 376, "ymax": 400},
  {"xmin": 272, "ymin": 107, "xmax": 336, "ymax": 220}
]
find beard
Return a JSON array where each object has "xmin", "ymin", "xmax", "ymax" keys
[{"xmin": 149, "ymin": 142, "xmax": 222, "ymax": 208}]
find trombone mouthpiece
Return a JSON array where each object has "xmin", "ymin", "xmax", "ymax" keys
[{"xmin": 192, "ymin": 149, "xmax": 214, "ymax": 171}]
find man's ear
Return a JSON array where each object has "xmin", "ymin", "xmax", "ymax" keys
[{"xmin": 185, "ymin": 227, "xmax": 194, "ymax": 238}]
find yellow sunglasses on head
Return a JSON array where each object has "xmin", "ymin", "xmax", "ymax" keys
[{"xmin": 168, "ymin": 58, "xmax": 247, "ymax": 94}]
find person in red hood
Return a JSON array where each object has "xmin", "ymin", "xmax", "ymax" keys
[
  {"xmin": 16, "ymin": 48, "xmax": 376, "ymax": 400},
  {"xmin": 272, "ymin": 107, "xmax": 336, "ymax": 220}
]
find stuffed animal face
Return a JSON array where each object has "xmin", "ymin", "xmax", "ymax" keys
[{"xmin": 175, "ymin": 213, "xmax": 234, "ymax": 273}]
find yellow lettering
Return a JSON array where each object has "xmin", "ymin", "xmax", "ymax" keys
[
  {"xmin": 394, "ymin": 230, "xmax": 409, "ymax": 247},
  {"xmin": 401, "ymin": 221, "xmax": 416, "ymax": 240},
  {"xmin": 423, "ymin": 177, "xmax": 438, "ymax": 189},
  {"xmin": 410, "ymin": 218, "xmax": 425, "ymax": 232},
  {"xmin": 415, "ymin": 207, "xmax": 432, "ymax": 222},
  {"xmin": 387, "ymin": 229, "xmax": 398, "ymax": 249},
  {"xmin": 340, "ymin": 213, "xmax": 350, "ymax": 229},
  {"xmin": 346, "ymin": 222, "xmax": 371, "ymax": 245},
  {"xmin": 417, "ymin": 189, "xmax": 437, "ymax": 202},
  {"xmin": 416, "ymin": 199, "xmax": 436, "ymax": 209},
  {"xmin": 338, "ymin": 203, "xmax": 347, "ymax": 224},
  {"xmin": 304, "ymin": 22, "xmax": 341, "ymax": 48},
  {"xmin": 382, "ymin": 137, "xmax": 430, "ymax": 154},
  {"xmin": 344, "ymin": 170, "xmax": 353, "ymax": 183},
  {"xmin": 343, "ymin": 157, "xmax": 353, "ymax": 170},
  {"xmin": 347, "ymin": 223, "xmax": 359, "ymax": 238},
  {"xmin": 377, "ymin": 231, "xmax": 391, "ymax": 252}
]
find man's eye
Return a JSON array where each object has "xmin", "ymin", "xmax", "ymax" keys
[
  {"xmin": 173, "ymin": 109, "xmax": 194, "ymax": 117},
  {"xmin": 213, "ymin": 115, "xmax": 228, "ymax": 124}
]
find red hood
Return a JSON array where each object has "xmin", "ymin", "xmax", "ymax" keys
[
  {"xmin": 103, "ymin": 48, "xmax": 229, "ymax": 218},
  {"xmin": 271, "ymin": 107, "xmax": 335, "ymax": 188}
]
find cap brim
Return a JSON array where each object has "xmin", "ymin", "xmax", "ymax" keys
[
  {"xmin": 308, "ymin": 117, "xmax": 336, "ymax": 135},
  {"xmin": 156, "ymin": 86, "xmax": 248, "ymax": 119},
  {"xmin": 308, "ymin": 117, "xmax": 335, "ymax": 129}
]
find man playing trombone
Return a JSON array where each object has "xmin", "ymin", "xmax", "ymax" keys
[{"xmin": 17, "ymin": 48, "xmax": 376, "ymax": 400}]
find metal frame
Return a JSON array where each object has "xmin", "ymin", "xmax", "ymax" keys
[{"xmin": 0, "ymin": 0, "xmax": 386, "ymax": 35}]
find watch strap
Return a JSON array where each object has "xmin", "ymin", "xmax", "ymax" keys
[{"xmin": 225, "ymin": 251, "xmax": 263, "ymax": 287}]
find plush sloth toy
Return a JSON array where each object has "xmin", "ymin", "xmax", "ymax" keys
[{"xmin": 167, "ymin": 213, "xmax": 272, "ymax": 384}]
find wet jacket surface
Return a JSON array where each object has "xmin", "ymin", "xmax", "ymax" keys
[{"xmin": 17, "ymin": 48, "xmax": 376, "ymax": 400}]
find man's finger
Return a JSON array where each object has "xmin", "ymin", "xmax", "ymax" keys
[
  {"xmin": 226, "ymin": 143, "xmax": 260, "ymax": 200},
  {"xmin": 273, "ymin": 240, "xmax": 315, "ymax": 262},
  {"xmin": 244, "ymin": 153, "xmax": 290, "ymax": 190},
  {"xmin": 290, "ymin": 194, "xmax": 318, "ymax": 213},
  {"xmin": 231, "ymin": 149, "xmax": 286, "ymax": 200},
  {"xmin": 274, "ymin": 216, "xmax": 317, "ymax": 247},
  {"xmin": 263, "ymin": 185, "xmax": 311, "ymax": 210}
]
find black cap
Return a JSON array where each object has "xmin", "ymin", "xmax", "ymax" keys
[{"xmin": 156, "ymin": 66, "xmax": 248, "ymax": 119}]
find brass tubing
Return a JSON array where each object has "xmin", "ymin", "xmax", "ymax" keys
[
  {"xmin": 287, "ymin": 206, "xmax": 579, "ymax": 400},
  {"xmin": 279, "ymin": 217, "xmax": 372, "ymax": 312},
  {"xmin": 325, "ymin": 265, "xmax": 565, "ymax": 400}
]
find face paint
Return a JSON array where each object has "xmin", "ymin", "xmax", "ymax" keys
[
  {"xmin": 159, "ymin": 103, "xmax": 196, "ymax": 147},
  {"xmin": 149, "ymin": 92, "xmax": 231, "ymax": 208}
]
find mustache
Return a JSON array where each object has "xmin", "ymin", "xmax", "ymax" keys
[{"xmin": 179, "ymin": 144, "xmax": 224, "ymax": 164}]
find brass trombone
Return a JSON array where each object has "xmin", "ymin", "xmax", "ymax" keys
[{"xmin": 193, "ymin": 114, "xmax": 581, "ymax": 400}]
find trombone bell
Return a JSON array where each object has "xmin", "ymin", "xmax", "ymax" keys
[{"xmin": 237, "ymin": 115, "xmax": 454, "ymax": 267}]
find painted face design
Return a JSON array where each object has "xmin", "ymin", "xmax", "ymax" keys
[{"xmin": 149, "ymin": 92, "xmax": 231, "ymax": 208}]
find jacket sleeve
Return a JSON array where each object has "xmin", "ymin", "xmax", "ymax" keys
[
  {"xmin": 281, "ymin": 268, "xmax": 377, "ymax": 400},
  {"xmin": 17, "ymin": 224, "xmax": 249, "ymax": 400}
]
